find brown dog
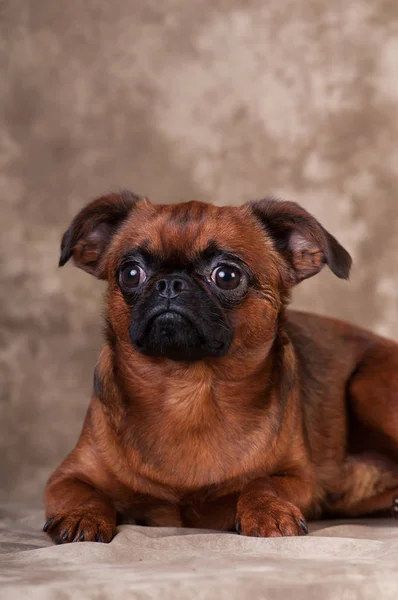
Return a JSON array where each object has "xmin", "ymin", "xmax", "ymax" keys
[{"xmin": 43, "ymin": 192, "xmax": 398, "ymax": 543}]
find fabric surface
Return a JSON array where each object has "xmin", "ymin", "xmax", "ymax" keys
[{"xmin": 0, "ymin": 504, "xmax": 397, "ymax": 599}]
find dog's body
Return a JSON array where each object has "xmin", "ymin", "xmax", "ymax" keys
[{"xmin": 44, "ymin": 194, "xmax": 398, "ymax": 543}]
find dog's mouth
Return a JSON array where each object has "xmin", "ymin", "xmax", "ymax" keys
[
  {"xmin": 132, "ymin": 308, "xmax": 228, "ymax": 361},
  {"xmin": 142, "ymin": 307, "xmax": 200, "ymax": 338},
  {"xmin": 148, "ymin": 310, "xmax": 198, "ymax": 338},
  {"xmin": 147, "ymin": 308, "xmax": 195, "ymax": 327}
]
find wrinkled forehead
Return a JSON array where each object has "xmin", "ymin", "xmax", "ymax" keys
[{"xmin": 111, "ymin": 200, "xmax": 273, "ymax": 268}]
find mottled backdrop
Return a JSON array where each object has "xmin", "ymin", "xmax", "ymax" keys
[{"xmin": 1, "ymin": 0, "xmax": 397, "ymax": 503}]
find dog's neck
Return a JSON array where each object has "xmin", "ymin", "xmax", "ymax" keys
[
  {"xmin": 101, "ymin": 328, "xmax": 292, "ymax": 430},
  {"xmin": 94, "ymin": 328, "xmax": 296, "ymax": 488}
]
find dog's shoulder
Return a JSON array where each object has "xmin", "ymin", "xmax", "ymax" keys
[
  {"xmin": 284, "ymin": 310, "xmax": 376, "ymax": 385},
  {"xmin": 285, "ymin": 310, "xmax": 375, "ymax": 347}
]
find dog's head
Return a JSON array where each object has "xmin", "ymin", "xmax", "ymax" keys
[{"xmin": 59, "ymin": 192, "xmax": 351, "ymax": 362}]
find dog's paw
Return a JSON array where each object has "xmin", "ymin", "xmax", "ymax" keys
[
  {"xmin": 43, "ymin": 510, "xmax": 116, "ymax": 544},
  {"xmin": 236, "ymin": 494, "xmax": 308, "ymax": 538}
]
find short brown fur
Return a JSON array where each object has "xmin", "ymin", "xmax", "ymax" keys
[{"xmin": 44, "ymin": 193, "xmax": 398, "ymax": 543}]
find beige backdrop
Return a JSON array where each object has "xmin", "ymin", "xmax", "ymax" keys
[{"xmin": 1, "ymin": 0, "xmax": 397, "ymax": 504}]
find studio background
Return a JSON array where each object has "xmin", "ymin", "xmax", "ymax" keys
[{"xmin": 1, "ymin": 0, "xmax": 397, "ymax": 504}]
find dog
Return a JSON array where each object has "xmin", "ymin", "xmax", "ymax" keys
[{"xmin": 43, "ymin": 192, "xmax": 398, "ymax": 543}]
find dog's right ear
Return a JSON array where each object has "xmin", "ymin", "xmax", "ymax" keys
[{"xmin": 59, "ymin": 191, "xmax": 141, "ymax": 279}]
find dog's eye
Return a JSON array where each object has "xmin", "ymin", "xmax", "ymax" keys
[
  {"xmin": 119, "ymin": 265, "xmax": 146, "ymax": 289},
  {"xmin": 211, "ymin": 265, "xmax": 241, "ymax": 290}
]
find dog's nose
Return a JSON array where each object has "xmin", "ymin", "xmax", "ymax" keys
[{"xmin": 155, "ymin": 276, "xmax": 186, "ymax": 299}]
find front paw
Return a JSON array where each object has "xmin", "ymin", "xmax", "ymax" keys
[
  {"xmin": 43, "ymin": 510, "xmax": 116, "ymax": 544},
  {"xmin": 236, "ymin": 494, "xmax": 308, "ymax": 538}
]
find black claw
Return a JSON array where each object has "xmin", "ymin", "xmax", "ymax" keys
[
  {"xmin": 43, "ymin": 516, "xmax": 55, "ymax": 532},
  {"xmin": 76, "ymin": 531, "xmax": 85, "ymax": 542},
  {"xmin": 96, "ymin": 534, "xmax": 104, "ymax": 543},
  {"xmin": 299, "ymin": 519, "xmax": 308, "ymax": 534},
  {"xmin": 235, "ymin": 521, "xmax": 241, "ymax": 535},
  {"xmin": 58, "ymin": 530, "xmax": 69, "ymax": 544}
]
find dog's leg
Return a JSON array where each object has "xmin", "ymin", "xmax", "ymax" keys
[
  {"xmin": 325, "ymin": 454, "xmax": 398, "ymax": 517},
  {"xmin": 43, "ymin": 474, "xmax": 117, "ymax": 543},
  {"xmin": 332, "ymin": 486, "xmax": 398, "ymax": 517},
  {"xmin": 343, "ymin": 341, "xmax": 398, "ymax": 516},
  {"xmin": 236, "ymin": 473, "xmax": 314, "ymax": 537}
]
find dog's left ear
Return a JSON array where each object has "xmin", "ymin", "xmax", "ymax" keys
[
  {"xmin": 59, "ymin": 190, "xmax": 141, "ymax": 279},
  {"xmin": 250, "ymin": 198, "xmax": 352, "ymax": 284}
]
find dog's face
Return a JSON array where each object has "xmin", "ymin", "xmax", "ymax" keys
[
  {"xmin": 106, "ymin": 200, "xmax": 283, "ymax": 362},
  {"xmin": 59, "ymin": 192, "xmax": 351, "ymax": 363}
]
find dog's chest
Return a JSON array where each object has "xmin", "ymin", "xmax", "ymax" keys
[
  {"xmin": 163, "ymin": 372, "xmax": 214, "ymax": 427},
  {"xmin": 134, "ymin": 373, "xmax": 273, "ymax": 490},
  {"xmin": 146, "ymin": 426, "xmax": 265, "ymax": 491}
]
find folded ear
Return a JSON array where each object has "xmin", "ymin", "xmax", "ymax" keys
[
  {"xmin": 250, "ymin": 198, "xmax": 352, "ymax": 284},
  {"xmin": 59, "ymin": 190, "xmax": 141, "ymax": 278}
]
